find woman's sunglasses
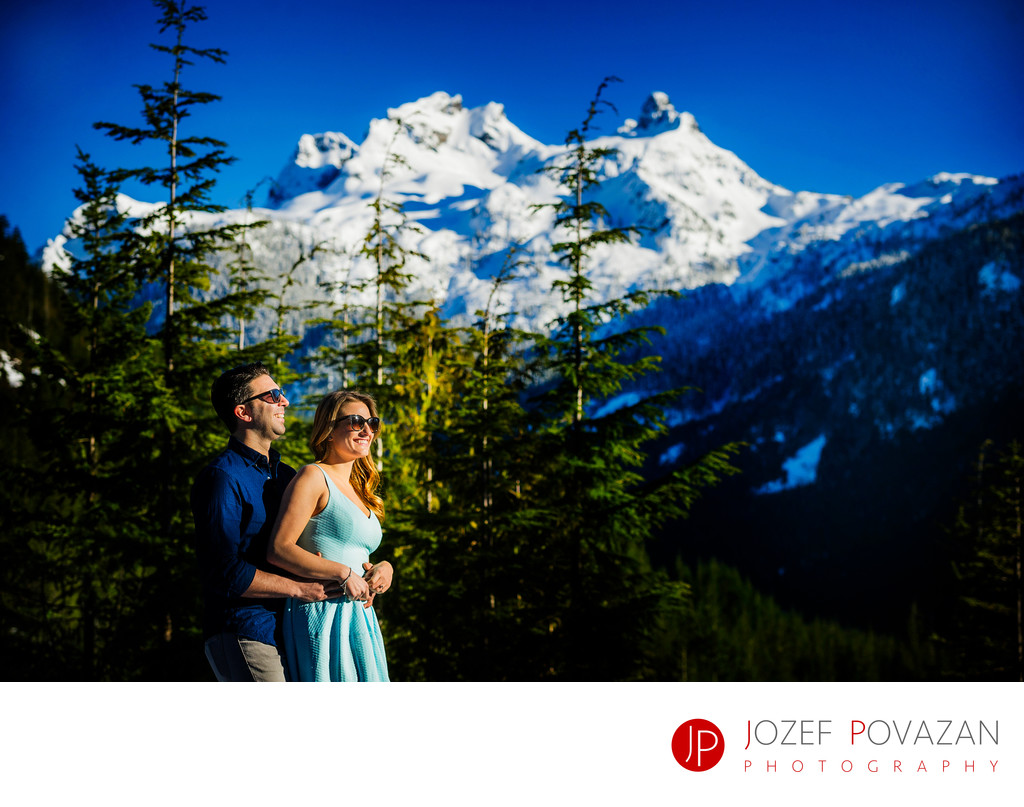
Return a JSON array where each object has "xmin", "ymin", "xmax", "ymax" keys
[
  {"xmin": 242, "ymin": 388, "xmax": 286, "ymax": 405},
  {"xmin": 337, "ymin": 414, "xmax": 381, "ymax": 433}
]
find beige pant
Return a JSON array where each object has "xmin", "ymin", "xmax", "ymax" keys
[{"xmin": 204, "ymin": 633, "xmax": 286, "ymax": 682}]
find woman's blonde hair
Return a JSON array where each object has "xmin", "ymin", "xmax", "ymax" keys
[{"xmin": 310, "ymin": 389, "xmax": 385, "ymax": 522}]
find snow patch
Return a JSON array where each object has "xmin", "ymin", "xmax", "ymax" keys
[
  {"xmin": 618, "ymin": 91, "xmax": 684, "ymax": 136},
  {"xmin": 659, "ymin": 443, "xmax": 685, "ymax": 466},
  {"xmin": 979, "ymin": 261, "xmax": 1021, "ymax": 295},
  {"xmin": 918, "ymin": 368, "xmax": 939, "ymax": 396},
  {"xmin": 591, "ymin": 391, "xmax": 642, "ymax": 419},
  {"xmin": 755, "ymin": 434, "xmax": 827, "ymax": 495},
  {"xmin": 1, "ymin": 349, "xmax": 24, "ymax": 387},
  {"xmin": 915, "ymin": 368, "xmax": 956, "ymax": 424}
]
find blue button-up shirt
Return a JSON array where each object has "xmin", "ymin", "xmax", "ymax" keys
[{"xmin": 191, "ymin": 436, "xmax": 297, "ymax": 646}]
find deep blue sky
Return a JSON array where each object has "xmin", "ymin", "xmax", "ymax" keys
[{"xmin": 2, "ymin": 0, "xmax": 1022, "ymax": 252}]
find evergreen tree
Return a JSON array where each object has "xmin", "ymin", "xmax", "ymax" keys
[
  {"xmin": 947, "ymin": 439, "xmax": 1024, "ymax": 680},
  {"xmin": 311, "ymin": 246, "xmax": 361, "ymax": 388},
  {"xmin": 0, "ymin": 216, "xmax": 74, "ymax": 384},
  {"xmin": 523, "ymin": 78, "xmax": 742, "ymax": 679},
  {"xmin": 316, "ymin": 117, "xmax": 445, "ymax": 507},
  {"xmin": 92, "ymin": 0, "xmax": 288, "ymax": 415},
  {"xmin": 0, "ymin": 216, "xmax": 80, "ymax": 674},
  {"xmin": 226, "ymin": 182, "xmax": 275, "ymax": 352},
  {"xmin": 270, "ymin": 228, "xmax": 339, "ymax": 371},
  {"xmin": 330, "ymin": 118, "xmax": 432, "ymax": 468},
  {"xmin": 93, "ymin": 1, "xmax": 237, "ymax": 360},
  {"xmin": 383, "ymin": 245, "xmax": 545, "ymax": 680},
  {"xmin": 88, "ymin": 1, "xmax": 273, "ymax": 669},
  {"xmin": 361, "ymin": 120, "xmax": 426, "ymax": 388},
  {"xmin": 0, "ymin": 152, "xmax": 172, "ymax": 678},
  {"xmin": 533, "ymin": 77, "xmax": 639, "ymax": 423},
  {"xmin": 386, "ymin": 81, "xmax": 743, "ymax": 680},
  {"xmin": 0, "ymin": 1, "xmax": 299, "ymax": 678},
  {"xmin": 305, "ymin": 117, "xmax": 458, "ymax": 678}
]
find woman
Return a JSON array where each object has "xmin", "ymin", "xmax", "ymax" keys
[{"xmin": 267, "ymin": 389, "xmax": 393, "ymax": 681}]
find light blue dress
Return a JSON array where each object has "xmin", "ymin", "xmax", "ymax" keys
[{"xmin": 282, "ymin": 464, "xmax": 390, "ymax": 682}]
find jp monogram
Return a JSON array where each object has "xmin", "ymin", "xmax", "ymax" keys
[{"xmin": 672, "ymin": 719, "xmax": 726, "ymax": 772}]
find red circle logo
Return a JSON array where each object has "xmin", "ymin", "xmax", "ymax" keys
[{"xmin": 671, "ymin": 719, "xmax": 725, "ymax": 771}]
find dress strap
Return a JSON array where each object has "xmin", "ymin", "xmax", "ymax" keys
[
  {"xmin": 310, "ymin": 463, "xmax": 371, "ymax": 519},
  {"xmin": 310, "ymin": 463, "xmax": 336, "ymax": 505}
]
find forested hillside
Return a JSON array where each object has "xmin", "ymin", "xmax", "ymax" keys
[{"xmin": 630, "ymin": 213, "xmax": 1023, "ymax": 649}]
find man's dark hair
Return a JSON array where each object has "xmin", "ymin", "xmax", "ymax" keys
[{"xmin": 211, "ymin": 362, "xmax": 270, "ymax": 432}]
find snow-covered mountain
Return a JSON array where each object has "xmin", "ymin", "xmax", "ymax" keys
[
  {"xmin": 246, "ymin": 90, "xmax": 1022, "ymax": 330},
  {"xmin": 45, "ymin": 89, "xmax": 1023, "ymax": 342}
]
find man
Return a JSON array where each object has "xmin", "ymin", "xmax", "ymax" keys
[{"xmin": 191, "ymin": 362, "xmax": 340, "ymax": 681}]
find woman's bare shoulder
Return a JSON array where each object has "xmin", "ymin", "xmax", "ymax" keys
[{"xmin": 288, "ymin": 463, "xmax": 329, "ymax": 490}]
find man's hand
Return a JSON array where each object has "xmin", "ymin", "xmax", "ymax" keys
[{"xmin": 293, "ymin": 580, "xmax": 330, "ymax": 603}]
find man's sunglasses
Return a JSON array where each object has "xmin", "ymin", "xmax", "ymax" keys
[
  {"xmin": 242, "ymin": 388, "xmax": 286, "ymax": 405},
  {"xmin": 337, "ymin": 414, "xmax": 381, "ymax": 433}
]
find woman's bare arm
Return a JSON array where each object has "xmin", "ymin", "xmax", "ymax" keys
[{"xmin": 267, "ymin": 465, "xmax": 370, "ymax": 600}]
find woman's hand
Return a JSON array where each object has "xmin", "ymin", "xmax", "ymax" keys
[
  {"xmin": 342, "ymin": 567, "xmax": 371, "ymax": 602},
  {"xmin": 361, "ymin": 561, "xmax": 393, "ymax": 609},
  {"xmin": 363, "ymin": 561, "xmax": 393, "ymax": 594}
]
